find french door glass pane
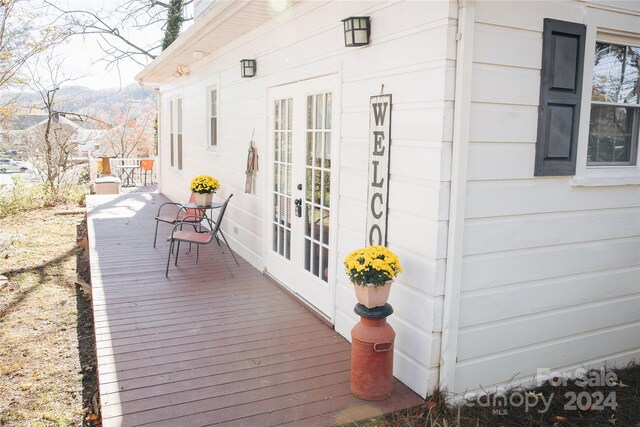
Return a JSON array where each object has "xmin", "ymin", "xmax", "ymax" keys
[
  {"xmin": 272, "ymin": 98, "xmax": 293, "ymax": 259},
  {"xmin": 304, "ymin": 92, "xmax": 332, "ymax": 282}
]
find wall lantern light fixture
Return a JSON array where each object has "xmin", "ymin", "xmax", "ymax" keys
[
  {"xmin": 342, "ymin": 16, "xmax": 370, "ymax": 47},
  {"xmin": 240, "ymin": 59, "xmax": 257, "ymax": 78}
]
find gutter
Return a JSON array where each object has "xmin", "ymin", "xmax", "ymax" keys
[{"xmin": 439, "ymin": 0, "xmax": 475, "ymax": 395}]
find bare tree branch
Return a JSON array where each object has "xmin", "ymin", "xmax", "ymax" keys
[{"xmin": 43, "ymin": 0, "xmax": 192, "ymax": 73}]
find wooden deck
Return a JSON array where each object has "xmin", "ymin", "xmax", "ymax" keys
[
  {"xmin": 86, "ymin": 191, "xmax": 424, "ymax": 426},
  {"xmin": 119, "ymin": 181, "xmax": 158, "ymax": 194}
]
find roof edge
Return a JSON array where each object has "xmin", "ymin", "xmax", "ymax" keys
[{"xmin": 136, "ymin": 0, "xmax": 248, "ymax": 84}]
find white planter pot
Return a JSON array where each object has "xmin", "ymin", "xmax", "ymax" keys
[
  {"xmin": 194, "ymin": 192, "xmax": 213, "ymax": 206},
  {"xmin": 354, "ymin": 280, "xmax": 392, "ymax": 308}
]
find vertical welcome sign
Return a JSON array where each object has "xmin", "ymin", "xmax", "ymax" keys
[{"xmin": 366, "ymin": 94, "xmax": 392, "ymax": 246}]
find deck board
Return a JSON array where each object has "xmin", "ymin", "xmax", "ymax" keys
[{"xmin": 87, "ymin": 191, "xmax": 424, "ymax": 426}]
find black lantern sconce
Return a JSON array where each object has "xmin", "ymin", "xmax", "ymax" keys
[
  {"xmin": 342, "ymin": 16, "xmax": 370, "ymax": 47},
  {"xmin": 240, "ymin": 59, "xmax": 257, "ymax": 78}
]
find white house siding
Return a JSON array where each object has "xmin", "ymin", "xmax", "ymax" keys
[
  {"xmin": 155, "ymin": 0, "xmax": 456, "ymax": 398},
  {"xmin": 452, "ymin": 1, "xmax": 640, "ymax": 393}
]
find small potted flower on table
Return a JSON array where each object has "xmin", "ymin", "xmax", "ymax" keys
[{"xmin": 190, "ymin": 175, "xmax": 220, "ymax": 206}]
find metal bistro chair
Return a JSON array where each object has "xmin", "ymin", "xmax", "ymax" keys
[
  {"xmin": 165, "ymin": 194, "xmax": 239, "ymax": 277},
  {"xmin": 153, "ymin": 193, "xmax": 204, "ymax": 248}
]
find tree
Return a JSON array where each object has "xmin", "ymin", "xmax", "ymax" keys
[
  {"xmin": 22, "ymin": 53, "xmax": 81, "ymax": 193},
  {"xmin": 0, "ymin": 0, "xmax": 67, "ymax": 122},
  {"xmin": 46, "ymin": 0, "xmax": 192, "ymax": 69},
  {"xmin": 162, "ymin": 0, "xmax": 184, "ymax": 50},
  {"xmin": 99, "ymin": 101, "xmax": 156, "ymax": 158}
]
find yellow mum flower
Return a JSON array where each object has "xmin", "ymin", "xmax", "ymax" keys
[
  {"xmin": 190, "ymin": 175, "xmax": 221, "ymax": 194},
  {"xmin": 343, "ymin": 245, "xmax": 402, "ymax": 287}
]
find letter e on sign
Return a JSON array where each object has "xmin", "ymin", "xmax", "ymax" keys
[{"xmin": 366, "ymin": 94, "xmax": 392, "ymax": 246}]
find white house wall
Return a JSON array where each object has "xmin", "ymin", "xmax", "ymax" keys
[
  {"xmin": 452, "ymin": 1, "xmax": 640, "ymax": 394},
  {"xmin": 156, "ymin": 0, "xmax": 456, "ymax": 398}
]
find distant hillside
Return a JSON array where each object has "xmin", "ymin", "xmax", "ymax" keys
[{"xmin": 11, "ymin": 84, "xmax": 156, "ymax": 118}]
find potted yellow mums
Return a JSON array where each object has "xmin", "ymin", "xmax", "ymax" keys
[
  {"xmin": 190, "ymin": 175, "xmax": 220, "ymax": 206},
  {"xmin": 344, "ymin": 245, "xmax": 402, "ymax": 308}
]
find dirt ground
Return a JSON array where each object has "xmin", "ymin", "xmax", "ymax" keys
[{"xmin": 0, "ymin": 207, "xmax": 98, "ymax": 426}]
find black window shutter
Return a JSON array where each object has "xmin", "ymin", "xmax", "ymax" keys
[{"xmin": 535, "ymin": 18, "xmax": 586, "ymax": 176}]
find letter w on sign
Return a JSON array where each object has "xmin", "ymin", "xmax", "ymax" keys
[{"xmin": 366, "ymin": 94, "xmax": 392, "ymax": 246}]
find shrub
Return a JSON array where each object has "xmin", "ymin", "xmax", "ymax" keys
[{"xmin": 0, "ymin": 177, "xmax": 88, "ymax": 218}]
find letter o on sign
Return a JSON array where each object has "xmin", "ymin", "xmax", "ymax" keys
[
  {"xmin": 371, "ymin": 193, "xmax": 383, "ymax": 219},
  {"xmin": 369, "ymin": 225, "xmax": 383, "ymax": 246}
]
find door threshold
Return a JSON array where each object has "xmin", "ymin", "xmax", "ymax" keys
[{"xmin": 263, "ymin": 270, "xmax": 334, "ymax": 328}]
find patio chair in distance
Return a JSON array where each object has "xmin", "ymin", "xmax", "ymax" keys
[
  {"xmin": 153, "ymin": 192, "xmax": 204, "ymax": 248},
  {"xmin": 166, "ymin": 194, "xmax": 239, "ymax": 277},
  {"xmin": 139, "ymin": 159, "xmax": 154, "ymax": 186}
]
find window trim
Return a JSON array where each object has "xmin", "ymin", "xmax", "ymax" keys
[
  {"xmin": 207, "ymin": 86, "xmax": 218, "ymax": 151},
  {"xmin": 573, "ymin": 17, "xmax": 640, "ymax": 187}
]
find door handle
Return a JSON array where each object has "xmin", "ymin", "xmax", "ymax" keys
[{"xmin": 294, "ymin": 198, "xmax": 302, "ymax": 217}]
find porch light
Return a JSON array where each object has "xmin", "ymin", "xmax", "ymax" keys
[
  {"xmin": 240, "ymin": 59, "xmax": 257, "ymax": 78},
  {"xmin": 342, "ymin": 16, "xmax": 370, "ymax": 47}
]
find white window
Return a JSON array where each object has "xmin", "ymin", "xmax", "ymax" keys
[
  {"xmin": 588, "ymin": 42, "xmax": 639, "ymax": 166},
  {"xmin": 169, "ymin": 97, "xmax": 183, "ymax": 170},
  {"xmin": 208, "ymin": 87, "xmax": 218, "ymax": 149},
  {"xmin": 574, "ymin": 21, "xmax": 640, "ymax": 186}
]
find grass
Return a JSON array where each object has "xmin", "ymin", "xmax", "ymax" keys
[{"xmin": 0, "ymin": 206, "xmax": 97, "ymax": 426}]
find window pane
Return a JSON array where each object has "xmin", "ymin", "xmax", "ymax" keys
[
  {"xmin": 211, "ymin": 89, "xmax": 217, "ymax": 116},
  {"xmin": 177, "ymin": 134, "xmax": 183, "ymax": 170},
  {"xmin": 210, "ymin": 118, "xmax": 217, "ymax": 147},
  {"xmin": 177, "ymin": 99, "xmax": 183, "ymax": 132},
  {"xmin": 170, "ymin": 133, "xmax": 174, "ymax": 166},
  {"xmin": 592, "ymin": 43, "xmax": 639, "ymax": 104},
  {"xmin": 588, "ymin": 105, "xmax": 636, "ymax": 164}
]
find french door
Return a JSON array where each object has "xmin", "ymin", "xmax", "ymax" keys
[{"xmin": 266, "ymin": 76, "xmax": 337, "ymax": 319}]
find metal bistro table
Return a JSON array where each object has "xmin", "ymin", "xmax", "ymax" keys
[
  {"xmin": 179, "ymin": 201, "xmax": 239, "ymax": 266},
  {"xmin": 180, "ymin": 201, "xmax": 223, "ymax": 231},
  {"xmin": 114, "ymin": 165, "xmax": 138, "ymax": 187}
]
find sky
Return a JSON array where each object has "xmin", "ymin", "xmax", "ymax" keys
[
  {"xmin": 56, "ymin": 35, "xmax": 146, "ymax": 89},
  {"xmin": 35, "ymin": 0, "xmax": 191, "ymax": 90}
]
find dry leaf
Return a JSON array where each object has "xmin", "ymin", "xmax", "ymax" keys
[{"xmin": 21, "ymin": 384, "xmax": 31, "ymax": 390}]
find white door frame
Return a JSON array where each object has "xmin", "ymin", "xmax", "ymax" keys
[{"xmin": 262, "ymin": 73, "xmax": 341, "ymax": 323}]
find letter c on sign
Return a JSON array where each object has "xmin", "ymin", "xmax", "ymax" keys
[
  {"xmin": 369, "ymin": 225, "xmax": 382, "ymax": 246},
  {"xmin": 371, "ymin": 192, "xmax": 383, "ymax": 219}
]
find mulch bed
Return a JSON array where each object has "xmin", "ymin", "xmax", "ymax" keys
[{"xmin": 352, "ymin": 364, "xmax": 640, "ymax": 426}]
